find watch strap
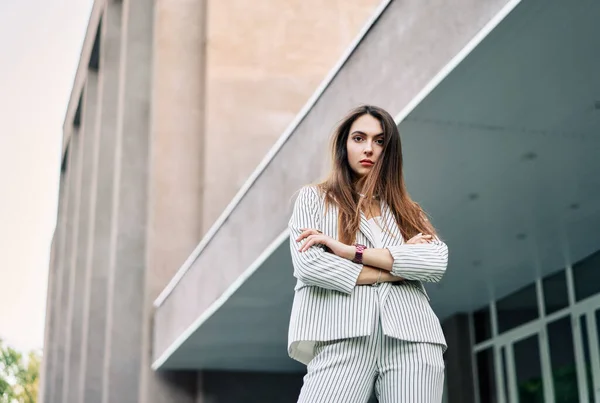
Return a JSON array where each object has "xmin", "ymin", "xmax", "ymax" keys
[{"xmin": 352, "ymin": 244, "xmax": 366, "ymax": 264}]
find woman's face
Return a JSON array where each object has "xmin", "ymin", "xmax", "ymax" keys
[{"xmin": 346, "ymin": 113, "xmax": 384, "ymax": 178}]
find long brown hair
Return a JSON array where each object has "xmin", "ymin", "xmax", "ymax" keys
[{"xmin": 317, "ymin": 105, "xmax": 438, "ymax": 244}]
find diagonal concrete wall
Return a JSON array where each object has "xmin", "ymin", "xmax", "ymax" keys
[{"xmin": 153, "ymin": 0, "xmax": 513, "ymax": 365}]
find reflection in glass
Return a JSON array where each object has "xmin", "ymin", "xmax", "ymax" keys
[
  {"xmin": 572, "ymin": 250, "xmax": 600, "ymax": 302},
  {"xmin": 580, "ymin": 316, "xmax": 595, "ymax": 403},
  {"xmin": 476, "ymin": 348, "xmax": 497, "ymax": 403},
  {"xmin": 543, "ymin": 271, "xmax": 569, "ymax": 315},
  {"xmin": 514, "ymin": 335, "xmax": 544, "ymax": 403},
  {"xmin": 497, "ymin": 284, "xmax": 539, "ymax": 334},
  {"xmin": 548, "ymin": 318, "xmax": 579, "ymax": 402},
  {"xmin": 474, "ymin": 306, "xmax": 492, "ymax": 343}
]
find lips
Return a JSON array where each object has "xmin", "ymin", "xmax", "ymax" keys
[{"xmin": 359, "ymin": 159, "xmax": 374, "ymax": 166}]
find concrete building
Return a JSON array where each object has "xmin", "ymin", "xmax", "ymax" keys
[{"xmin": 41, "ymin": 0, "xmax": 600, "ymax": 402}]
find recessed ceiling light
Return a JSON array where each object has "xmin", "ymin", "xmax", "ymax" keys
[
  {"xmin": 468, "ymin": 193, "xmax": 479, "ymax": 201},
  {"xmin": 523, "ymin": 152, "xmax": 537, "ymax": 161},
  {"xmin": 516, "ymin": 233, "xmax": 527, "ymax": 240},
  {"xmin": 570, "ymin": 203, "xmax": 580, "ymax": 210}
]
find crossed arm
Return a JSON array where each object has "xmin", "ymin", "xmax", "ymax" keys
[{"xmin": 289, "ymin": 187, "xmax": 448, "ymax": 294}]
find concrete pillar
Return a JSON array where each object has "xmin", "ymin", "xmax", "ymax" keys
[
  {"xmin": 39, "ymin": 225, "xmax": 56, "ymax": 403},
  {"xmin": 53, "ymin": 127, "xmax": 82, "ymax": 403},
  {"xmin": 39, "ymin": 238, "xmax": 53, "ymax": 403},
  {"xmin": 40, "ymin": 169, "xmax": 68, "ymax": 403},
  {"xmin": 79, "ymin": 2, "xmax": 122, "ymax": 403},
  {"xmin": 141, "ymin": 0, "xmax": 207, "ymax": 400},
  {"xmin": 63, "ymin": 71, "xmax": 100, "ymax": 403},
  {"xmin": 442, "ymin": 313, "xmax": 476, "ymax": 403},
  {"xmin": 102, "ymin": 0, "xmax": 153, "ymax": 401}
]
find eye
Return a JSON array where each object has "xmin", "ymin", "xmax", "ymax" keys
[
  {"xmin": 353, "ymin": 136, "xmax": 364, "ymax": 142},
  {"xmin": 375, "ymin": 138, "xmax": 384, "ymax": 145}
]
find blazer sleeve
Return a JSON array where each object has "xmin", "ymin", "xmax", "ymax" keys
[
  {"xmin": 289, "ymin": 186, "xmax": 362, "ymax": 294},
  {"xmin": 384, "ymin": 237, "xmax": 448, "ymax": 282}
]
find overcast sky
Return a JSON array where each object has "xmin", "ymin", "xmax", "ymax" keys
[{"xmin": 0, "ymin": 0, "xmax": 93, "ymax": 352}]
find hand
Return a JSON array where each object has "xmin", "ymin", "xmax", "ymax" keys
[
  {"xmin": 406, "ymin": 233, "xmax": 432, "ymax": 245},
  {"xmin": 296, "ymin": 228, "xmax": 355, "ymax": 260}
]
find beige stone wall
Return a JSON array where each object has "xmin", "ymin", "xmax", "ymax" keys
[{"xmin": 202, "ymin": 0, "xmax": 381, "ymax": 233}]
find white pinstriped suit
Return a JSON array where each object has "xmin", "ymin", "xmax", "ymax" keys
[{"xmin": 288, "ymin": 186, "xmax": 448, "ymax": 402}]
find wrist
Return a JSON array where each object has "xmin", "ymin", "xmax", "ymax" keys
[
  {"xmin": 350, "ymin": 244, "xmax": 367, "ymax": 263},
  {"xmin": 345, "ymin": 244, "xmax": 356, "ymax": 261}
]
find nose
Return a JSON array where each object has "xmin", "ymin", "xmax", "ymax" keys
[{"xmin": 363, "ymin": 140, "xmax": 373, "ymax": 155}]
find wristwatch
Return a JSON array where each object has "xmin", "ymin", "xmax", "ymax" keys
[{"xmin": 352, "ymin": 244, "xmax": 367, "ymax": 264}]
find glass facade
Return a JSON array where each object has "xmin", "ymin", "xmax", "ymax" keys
[
  {"xmin": 513, "ymin": 335, "xmax": 544, "ymax": 403},
  {"xmin": 474, "ymin": 306, "xmax": 493, "ymax": 344},
  {"xmin": 547, "ymin": 318, "xmax": 578, "ymax": 403},
  {"xmin": 496, "ymin": 283, "xmax": 539, "ymax": 334},
  {"xmin": 476, "ymin": 348, "xmax": 497, "ymax": 403},
  {"xmin": 472, "ymin": 249, "xmax": 600, "ymax": 403},
  {"xmin": 573, "ymin": 251, "xmax": 600, "ymax": 302},
  {"xmin": 543, "ymin": 271, "xmax": 569, "ymax": 315}
]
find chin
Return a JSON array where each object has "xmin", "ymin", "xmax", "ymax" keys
[{"xmin": 358, "ymin": 167, "xmax": 372, "ymax": 176}]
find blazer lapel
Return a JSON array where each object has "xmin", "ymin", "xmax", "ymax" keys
[
  {"xmin": 358, "ymin": 211, "xmax": 377, "ymax": 247},
  {"xmin": 380, "ymin": 202, "xmax": 405, "ymax": 304},
  {"xmin": 381, "ymin": 202, "xmax": 403, "ymax": 247}
]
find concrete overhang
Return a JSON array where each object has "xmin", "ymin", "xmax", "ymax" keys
[{"xmin": 152, "ymin": 0, "xmax": 600, "ymax": 371}]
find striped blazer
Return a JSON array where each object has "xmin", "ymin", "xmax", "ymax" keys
[{"xmin": 287, "ymin": 186, "xmax": 448, "ymax": 365}]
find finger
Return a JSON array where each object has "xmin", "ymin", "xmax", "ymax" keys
[
  {"xmin": 296, "ymin": 231, "xmax": 310, "ymax": 242},
  {"xmin": 300, "ymin": 238, "xmax": 320, "ymax": 252},
  {"xmin": 296, "ymin": 229, "xmax": 319, "ymax": 242},
  {"xmin": 299, "ymin": 235, "xmax": 321, "ymax": 252},
  {"xmin": 408, "ymin": 234, "xmax": 432, "ymax": 242},
  {"xmin": 407, "ymin": 238, "xmax": 430, "ymax": 245}
]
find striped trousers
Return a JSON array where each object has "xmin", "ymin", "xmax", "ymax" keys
[{"xmin": 297, "ymin": 303, "xmax": 445, "ymax": 402}]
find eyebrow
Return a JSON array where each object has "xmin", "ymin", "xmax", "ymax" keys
[{"xmin": 350, "ymin": 130, "xmax": 384, "ymax": 137}]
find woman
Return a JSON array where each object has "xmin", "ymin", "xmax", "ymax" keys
[{"xmin": 288, "ymin": 105, "xmax": 448, "ymax": 403}]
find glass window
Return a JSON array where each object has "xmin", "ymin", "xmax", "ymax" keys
[
  {"xmin": 474, "ymin": 306, "xmax": 492, "ymax": 343},
  {"xmin": 476, "ymin": 348, "xmax": 497, "ymax": 403},
  {"xmin": 497, "ymin": 284, "xmax": 539, "ymax": 334},
  {"xmin": 548, "ymin": 317, "xmax": 579, "ymax": 403},
  {"xmin": 573, "ymin": 250, "xmax": 600, "ymax": 302},
  {"xmin": 543, "ymin": 271, "xmax": 569, "ymax": 315},
  {"xmin": 514, "ymin": 335, "xmax": 545, "ymax": 403}
]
